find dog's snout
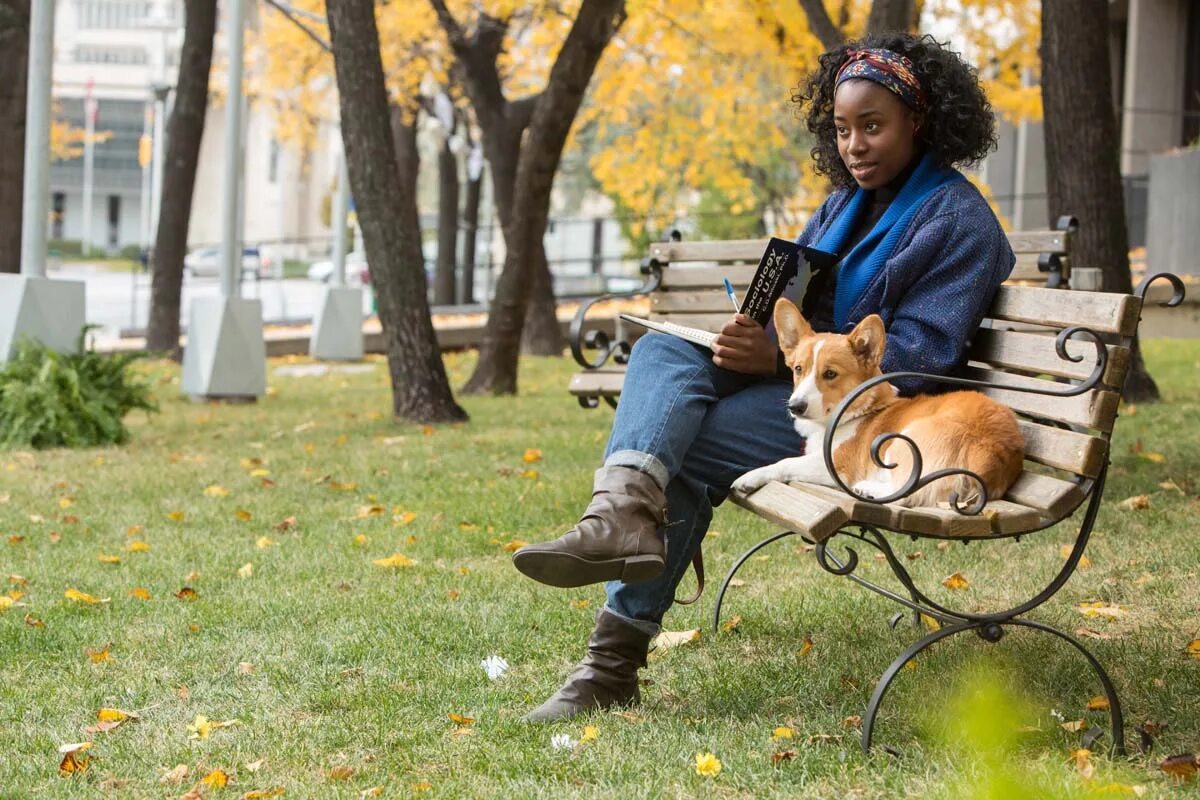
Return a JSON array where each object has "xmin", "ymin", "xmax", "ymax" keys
[{"xmin": 788, "ymin": 397, "xmax": 808, "ymax": 417}]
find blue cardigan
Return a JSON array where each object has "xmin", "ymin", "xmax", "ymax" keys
[{"xmin": 788, "ymin": 178, "xmax": 1015, "ymax": 396}]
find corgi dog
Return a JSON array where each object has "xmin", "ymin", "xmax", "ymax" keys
[{"xmin": 731, "ymin": 298, "xmax": 1025, "ymax": 508}]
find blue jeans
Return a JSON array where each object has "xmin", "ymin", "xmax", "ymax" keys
[{"xmin": 601, "ymin": 333, "xmax": 805, "ymax": 634}]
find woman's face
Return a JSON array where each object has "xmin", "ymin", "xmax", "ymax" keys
[{"xmin": 833, "ymin": 79, "xmax": 921, "ymax": 190}]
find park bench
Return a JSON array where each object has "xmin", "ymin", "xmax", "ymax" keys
[{"xmin": 566, "ymin": 218, "xmax": 1186, "ymax": 754}]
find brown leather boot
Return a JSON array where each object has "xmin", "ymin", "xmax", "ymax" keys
[
  {"xmin": 512, "ymin": 466, "xmax": 667, "ymax": 588},
  {"xmin": 523, "ymin": 608, "xmax": 653, "ymax": 723}
]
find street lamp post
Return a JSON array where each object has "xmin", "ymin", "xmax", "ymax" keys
[
  {"xmin": 180, "ymin": 0, "xmax": 266, "ymax": 399},
  {"xmin": 0, "ymin": 0, "xmax": 86, "ymax": 362}
]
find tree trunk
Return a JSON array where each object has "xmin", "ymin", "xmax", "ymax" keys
[
  {"xmin": 0, "ymin": 0, "xmax": 28, "ymax": 273},
  {"xmin": 434, "ymin": 135, "xmax": 458, "ymax": 305},
  {"xmin": 866, "ymin": 0, "xmax": 917, "ymax": 33},
  {"xmin": 145, "ymin": 0, "xmax": 216, "ymax": 356},
  {"xmin": 327, "ymin": 0, "xmax": 467, "ymax": 423},
  {"xmin": 521, "ymin": 241, "xmax": 563, "ymax": 355},
  {"xmin": 1041, "ymin": 0, "xmax": 1159, "ymax": 402},
  {"xmin": 440, "ymin": 0, "xmax": 625, "ymax": 394},
  {"xmin": 460, "ymin": 169, "xmax": 480, "ymax": 304}
]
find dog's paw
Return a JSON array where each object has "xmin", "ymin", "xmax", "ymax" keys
[
  {"xmin": 851, "ymin": 479, "xmax": 894, "ymax": 501},
  {"xmin": 732, "ymin": 468, "xmax": 774, "ymax": 495}
]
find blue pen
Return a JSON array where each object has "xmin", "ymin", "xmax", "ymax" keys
[{"xmin": 723, "ymin": 278, "xmax": 741, "ymax": 314}]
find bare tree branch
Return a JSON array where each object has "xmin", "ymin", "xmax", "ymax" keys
[
  {"xmin": 261, "ymin": 0, "xmax": 330, "ymax": 51},
  {"xmin": 796, "ymin": 0, "xmax": 844, "ymax": 50}
]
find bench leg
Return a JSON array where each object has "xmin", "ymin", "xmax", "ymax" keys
[
  {"xmin": 861, "ymin": 618, "xmax": 1125, "ymax": 756},
  {"xmin": 711, "ymin": 528, "xmax": 803, "ymax": 635}
]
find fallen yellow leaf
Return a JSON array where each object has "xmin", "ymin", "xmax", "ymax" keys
[
  {"xmin": 201, "ymin": 769, "xmax": 229, "ymax": 788},
  {"xmin": 373, "ymin": 553, "xmax": 416, "ymax": 568},
  {"xmin": 1138, "ymin": 451, "xmax": 1166, "ymax": 463},
  {"xmin": 1073, "ymin": 748, "xmax": 1094, "ymax": 780},
  {"xmin": 203, "ymin": 485, "xmax": 230, "ymax": 498},
  {"xmin": 0, "ymin": 596, "xmax": 13, "ymax": 612},
  {"xmin": 57, "ymin": 741, "xmax": 92, "ymax": 774},
  {"xmin": 652, "ymin": 629, "xmax": 700, "ymax": 652},
  {"xmin": 942, "ymin": 572, "xmax": 970, "ymax": 591},
  {"xmin": 328, "ymin": 765, "xmax": 354, "ymax": 780},
  {"xmin": 799, "ymin": 635, "xmax": 814, "ymax": 658},
  {"xmin": 187, "ymin": 714, "xmax": 239, "ymax": 740},
  {"xmin": 1060, "ymin": 719, "xmax": 1087, "ymax": 732},
  {"xmin": 448, "ymin": 713, "xmax": 475, "ymax": 725},
  {"xmin": 501, "ymin": 539, "xmax": 529, "ymax": 552},
  {"xmin": 97, "ymin": 707, "xmax": 138, "ymax": 723},
  {"xmin": 522, "ymin": 448, "xmax": 543, "ymax": 464},
  {"xmin": 175, "ymin": 587, "xmax": 199, "ymax": 601},
  {"xmin": 1185, "ymin": 639, "xmax": 1200, "ymax": 660},
  {"xmin": 86, "ymin": 645, "xmax": 111, "ymax": 663},
  {"xmin": 126, "ymin": 541, "xmax": 150, "ymax": 553},
  {"xmin": 256, "ymin": 536, "xmax": 277, "ymax": 549},
  {"xmin": 235, "ymin": 509, "xmax": 253, "ymax": 521},
  {"xmin": 722, "ymin": 614, "xmax": 743, "ymax": 632},
  {"xmin": 1087, "ymin": 696, "xmax": 1111, "ymax": 711},
  {"xmin": 242, "ymin": 788, "xmax": 286, "ymax": 799},
  {"xmin": 65, "ymin": 588, "xmax": 109, "ymax": 604},
  {"xmin": 129, "ymin": 587, "xmax": 151, "ymax": 601},
  {"xmin": 167, "ymin": 510, "xmax": 186, "ymax": 522},
  {"xmin": 1119, "ymin": 494, "xmax": 1150, "ymax": 511},
  {"xmin": 97, "ymin": 554, "xmax": 120, "ymax": 564},
  {"xmin": 1077, "ymin": 601, "xmax": 1125, "ymax": 620},
  {"xmin": 771, "ymin": 726, "xmax": 795, "ymax": 741},
  {"xmin": 238, "ymin": 563, "xmax": 253, "ymax": 579},
  {"xmin": 580, "ymin": 725, "xmax": 599, "ymax": 744}
]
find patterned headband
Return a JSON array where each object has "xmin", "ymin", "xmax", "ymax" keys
[{"xmin": 834, "ymin": 48, "xmax": 928, "ymax": 113}]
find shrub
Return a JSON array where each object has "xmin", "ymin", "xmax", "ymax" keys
[{"xmin": 0, "ymin": 329, "xmax": 157, "ymax": 449}]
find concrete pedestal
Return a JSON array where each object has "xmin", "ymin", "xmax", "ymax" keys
[
  {"xmin": 181, "ymin": 296, "xmax": 266, "ymax": 399},
  {"xmin": 0, "ymin": 274, "xmax": 87, "ymax": 361},
  {"xmin": 309, "ymin": 285, "xmax": 364, "ymax": 361}
]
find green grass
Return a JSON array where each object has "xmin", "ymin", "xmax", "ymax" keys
[{"xmin": 1, "ymin": 342, "xmax": 1198, "ymax": 798}]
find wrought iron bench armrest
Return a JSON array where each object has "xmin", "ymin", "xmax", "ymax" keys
[
  {"xmin": 568, "ymin": 260, "xmax": 664, "ymax": 370},
  {"xmin": 821, "ymin": 324, "xmax": 1113, "ymax": 515}
]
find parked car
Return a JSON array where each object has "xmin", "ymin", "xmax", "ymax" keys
[
  {"xmin": 307, "ymin": 250, "xmax": 370, "ymax": 285},
  {"xmin": 184, "ymin": 245, "xmax": 278, "ymax": 279}
]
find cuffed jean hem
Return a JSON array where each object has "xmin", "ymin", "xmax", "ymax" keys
[
  {"xmin": 602, "ymin": 604, "xmax": 661, "ymax": 637},
  {"xmin": 604, "ymin": 450, "xmax": 670, "ymax": 492}
]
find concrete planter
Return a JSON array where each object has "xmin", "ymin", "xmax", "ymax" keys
[{"xmin": 1148, "ymin": 147, "xmax": 1200, "ymax": 278}]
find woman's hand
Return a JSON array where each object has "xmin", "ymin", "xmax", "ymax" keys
[{"xmin": 711, "ymin": 315, "xmax": 779, "ymax": 375}]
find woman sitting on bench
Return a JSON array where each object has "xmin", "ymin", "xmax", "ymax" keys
[{"xmin": 513, "ymin": 33, "xmax": 1016, "ymax": 722}]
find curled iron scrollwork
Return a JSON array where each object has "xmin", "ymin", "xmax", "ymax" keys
[
  {"xmin": 568, "ymin": 263, "xmax": 663, "ymax": 370},
  {"xmin": 821, "ymin": 325, "xmax": 1110, "ymax": 513},
  {"xmin": 1134, "ymin": 272, "xmax": 1186, "ymax": 307}
]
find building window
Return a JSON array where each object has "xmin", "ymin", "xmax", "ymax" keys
[
  {"xmin": 74, "ymin": 45, "xmax": 148, "ymax": 65},
  {"xmin": 268, "ymin": 139, "xmax": 280, "ymax": 183},
  {"xmin": 77, "ymin": 1, "xmax": 155, "ymax": 30}
]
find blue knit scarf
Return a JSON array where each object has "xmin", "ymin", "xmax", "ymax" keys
[{"xmin": 813, "ymin": 152, "xmax": 965, "ymax": 329}]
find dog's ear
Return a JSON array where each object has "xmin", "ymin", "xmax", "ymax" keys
[
  {"xmin": 774, "ymin": 298, "xmax": 813, "ymax": 353},
  {"xmin": 848, "ymin": 315, "xmax": 886, "ymax": 368}
]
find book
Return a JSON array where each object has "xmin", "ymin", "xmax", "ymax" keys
[
  {"xmin": 617, "ymin": 237, "xmax": 803, "ymax": 349},
  {"xmin": 738, "ymin": 237, "xmax": 802, "ymax": 326}
]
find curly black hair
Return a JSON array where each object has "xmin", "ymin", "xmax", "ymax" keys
[{"xmin": 794, "ymin": 33, "xmax": 997, "ymax": 188}]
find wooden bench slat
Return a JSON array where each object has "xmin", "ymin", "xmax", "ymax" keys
[
  {"xmin": 771, "ymin": 481, "xmax": 1050, "ymax": 539},
  {"xmin": 649, "ymin": 239, "xmax": 769, "ymax": 263},
  {"xmin": 1006, "ymin": 230, "xmax": 1071, "ymax": 254},
  {"xmin": 659, "ymin": 265, "xmax": 758, "ymax": 289},
  {"xmin": 963, "ymin": 366, "xmax": 1121, "ymax": 432},
  {"xmin": 730, "ymin": 480, "xmax": 848, "ymax": 543},
  {"xmin": 1016, "ymin": 420, "xmax": 1107, "ymax": 478},
  {"xmin": 568, "ymin": 369, "xmax": 626, "ymax": 397},
  {"xmin": 989, "ymin": 285, "xmax": 1141, "ymax": 336},
  {"xmin": 1002, "ymin": 470, "xmax": 1087, "ymax": 519},
  {"xmin": 970, "ymin": 327, "xmax": 1131, "ymax": 388},
  {"xmin": 653, "ymin": 289, "xmax": 746, "ymax": 313}
]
